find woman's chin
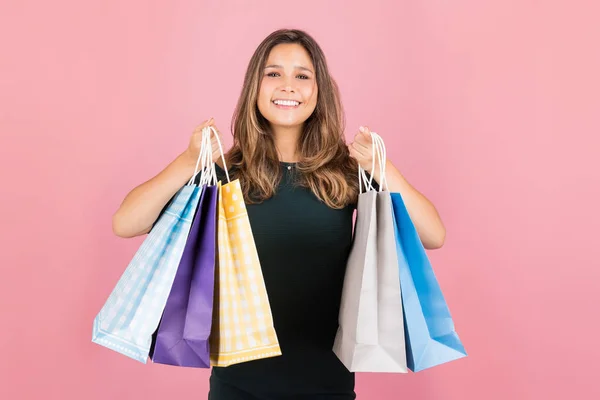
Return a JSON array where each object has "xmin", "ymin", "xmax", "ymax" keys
[{"xmin": 267, "ymin": 118, "xmax": 306, "ymax": 129}]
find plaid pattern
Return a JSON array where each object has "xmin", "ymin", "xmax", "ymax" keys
[
  {"xmin": 92, "ymin": 185, "xmax": 202, "ymax": 363},
  {"xmin": 210, "ymin": 180, "xmax": 281, "ymax": 367}
]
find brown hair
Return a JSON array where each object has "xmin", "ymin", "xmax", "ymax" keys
[{"xmin": 226, "ymin": 28, "xmax": 359, "ymax": 209}]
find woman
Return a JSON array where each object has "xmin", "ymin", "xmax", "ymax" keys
[{"xmin": 112, "ymin": 29, "xmax": 445, "ymax": 400}]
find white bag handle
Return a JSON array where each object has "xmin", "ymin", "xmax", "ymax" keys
[
  {"xmin": 373, "ymin": 133, "xmax": 388, "ymax": 191},
  {"xmin": 199, "ymin": 127, "xmax": 214, "ymax": 186},
  {"xmin": 358, "ymin": 131, "xmax": 388, "ymax": 193},
  {"xmin": 187, "ymin": 126, "xmax": 210, "ymax": 186},
  {"xmin": 358, "ymin": 133, "xmax": 377, "ymax": 194},
  {"xmin": 186, "ymin": 126, "xmax": 230, "ymax": 186},
  {"xmin": 209, "ymin": 126, "xmax": 231, "ymax": 183},
  {"xmin": 187, "ymin": 128, "xmax": 206, "ymax": 186}
]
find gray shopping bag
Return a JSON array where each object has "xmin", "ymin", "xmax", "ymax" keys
[{"xmin": 333, "ymin": 132, "xmax": 407, "ymax": 373}]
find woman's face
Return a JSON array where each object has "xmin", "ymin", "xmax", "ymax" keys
[{"xmin": 257, "ymin": 43, "xmax": 318, "ymax": 131}]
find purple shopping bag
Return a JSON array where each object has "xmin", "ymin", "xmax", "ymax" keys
[{"xmin": 151, "ymin": 183, "xmax": 218, "ymax": 368}]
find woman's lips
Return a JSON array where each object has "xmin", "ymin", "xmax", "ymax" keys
[{"xmin": 272, "ymin": 100, "xmax": 301, "ymax": 109}]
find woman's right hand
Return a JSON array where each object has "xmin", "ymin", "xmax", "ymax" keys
[
  {"xmin": 113, "ymin": 118, "xmax": 226, "ymax": 238},
  {"xmin": 183, "ymin": 117, "xmax": 226, "ymax": 169}
]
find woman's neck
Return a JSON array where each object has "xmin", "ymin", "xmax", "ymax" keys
[{"xmin": 272, "ymin": 124, "xmax": 302, "ymax": 162}]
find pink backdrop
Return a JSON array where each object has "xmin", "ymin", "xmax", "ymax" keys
[{"xmin": 1, "ymin": 1, "xmax": 599, "ymax": 399}]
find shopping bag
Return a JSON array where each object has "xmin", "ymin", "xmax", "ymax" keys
[
  {"xmin": 92, "ymin": 127, "xmax": 211, "ymax": 363},
  {"xmin": 92, "ymin": 187, "xmax": 203, "ymax": 364},
  {"xmin": 209, "ymin": 176, "xmax": 282, "ymax": 367},
  {"xmin": 152, "ymin": 128, "xmax": 220, "ymax": 367},
  {"xmin": 333, "ymin": 132, "xmax": 408, "ymax": 373},
  {"xmin": 391, "ymin": 192, "xmax": 467, "ymax": 372}
]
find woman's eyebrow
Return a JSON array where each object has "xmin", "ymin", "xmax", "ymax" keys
[{"xmin": 264, "ymin": 64, "xmax": 314, "ymax": 73}]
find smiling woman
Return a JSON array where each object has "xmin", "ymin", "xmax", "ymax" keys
[
  {"xmin": 111, "ymin": 28, "xmax": 446, "ymax": 400},
  {"xmin": 223, "ymin": 29, "xmax": 361, "ymax": 211}
]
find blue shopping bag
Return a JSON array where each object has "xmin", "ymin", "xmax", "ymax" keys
[
  {"xmin": 92, "ymin": 184, "xmax": 202, "ymax": 363},
  {"xmin": 391, "ymin": 192, "xmax": 467, "ymax": 372}
]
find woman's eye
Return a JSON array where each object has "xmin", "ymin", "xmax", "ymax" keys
[{"xmin": 265, "ymin": 72, "xmax": 309, "ymax": 79}]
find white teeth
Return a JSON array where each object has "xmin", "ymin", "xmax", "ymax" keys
[{"xmin": 273, "ymin": 100, "xmax": 299, "ymax": 106}]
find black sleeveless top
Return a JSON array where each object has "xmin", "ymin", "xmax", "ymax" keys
[
  {"xmin": 211, "ymin": 162, "xmax": 361, "ymax": 397},
  {"xmin": 156, "ymin": 162, "xmax": 377, "ymax": 397}
]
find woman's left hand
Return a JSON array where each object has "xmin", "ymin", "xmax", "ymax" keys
[
  {"xmin": 348, "ymin": 126, "xmax": 377, "ymax": 173},
  {"xmin": 348, "ymin": 125, "xmax": 446, "ymax": 249}
]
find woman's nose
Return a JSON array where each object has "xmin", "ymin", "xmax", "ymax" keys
[
  {"xmin": 280, "ymin": 84, "xmax": 295, "ymax": 93},
  {"xmin": 280, "ymin": 76, "xmax": 295, "ymax": 92}
]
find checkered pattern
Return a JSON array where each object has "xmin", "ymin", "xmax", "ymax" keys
[
  {"xmin": 92, "ymin": 185, "xmax": 202, "ymax": 363},
  {"xmin": 209, "ymin": 180, "xmax": 281, "ymax": 367}
]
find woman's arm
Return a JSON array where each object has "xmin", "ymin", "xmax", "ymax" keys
[
  {"xmin": 371, "ymin": 159, "xmax": 446, "ymax": 249},
  {"xmin": 112, "ymin": 152, "xmax": 197, "ymax": 238},
  {"xmin": 112, "ymin": 118, "xmax": 224, "ymax": 238},
  {"xmin": 348, "ymin": 126, "xmax": 446, "ymax": 250}
]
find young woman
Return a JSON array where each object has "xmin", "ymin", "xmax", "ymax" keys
[{"xmin": 112, "ymin": 29, "xmax": 446, "ymax": 400}]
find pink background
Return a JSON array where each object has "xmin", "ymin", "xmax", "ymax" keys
[{"xmin": 1, "ymin": 1, "xmax": 599, "ymax": 399}]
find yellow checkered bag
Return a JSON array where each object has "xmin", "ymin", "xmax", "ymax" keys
[{"xmin": 209, "ymin": 179, "xmax": 282, "ymax": 366}]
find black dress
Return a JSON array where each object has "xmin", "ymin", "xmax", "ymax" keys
[{"xmin": 206, "ymin": 162, "xmax": 361, "ymax": 400}]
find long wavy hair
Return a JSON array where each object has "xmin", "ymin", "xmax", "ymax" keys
[{"xmin": 225, "ymin": 29, "xmax": 359, "ymax": 209}]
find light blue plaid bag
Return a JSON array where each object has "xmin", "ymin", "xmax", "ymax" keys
[{"xmin": 92, "ymin": 127, "xmax": 217, "ymax": 363}]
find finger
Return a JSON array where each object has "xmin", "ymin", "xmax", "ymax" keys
[
  {"xmin": 356, "ymin": 126, "xmax": 372, "ymax": 144},
  {"xmin": 349, "ymin": 146, "xmax": 367, "ymax": 167},
  {"xmin": 353, "ymin": 143, "xmax": 375, "ymax": 167},
  {"xmin": 194, "ymin": 118, "xmax": 215, "ymax": 133},
  {"xmin": 203, "ymin": 117, "xmax": 214, "ymax": 128},
  {"xmin": 193, "ymin": 123, "xmax": 208, "ymax": 135},
  {"xmin": 211, "ymin": 129, "xmax": 222, "ymax": 144},
  {"xmin": 355, "ymin": 133, "xmax": 370, "ymax": 147},
  {"xmin": 207, "ymin": 125, "xmax": 221, "ymax": 139},
  {"xmin": 360, "ymin": 125, "xmax": 372, "ymax": 140},
  {"xmin": 352, "ymin": 140, "xmax": 371, "ymax": 156}
]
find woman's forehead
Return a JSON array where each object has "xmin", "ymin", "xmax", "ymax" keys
[{"xmin": 266, "ymin": 44, "xmax": 314, "ymax": 67}]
